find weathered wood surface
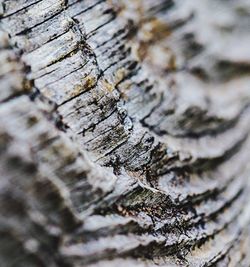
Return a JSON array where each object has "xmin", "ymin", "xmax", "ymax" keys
[{"xmin": 1, "ymin": 0, "xmax": 250, "ymax": 266}]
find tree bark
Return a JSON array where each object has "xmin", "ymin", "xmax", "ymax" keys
[{"xmin": 1, "ymin": 0, "xmax": 250, "ymax": 266}]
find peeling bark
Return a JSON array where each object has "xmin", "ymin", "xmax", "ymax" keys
[{"xmin": 1, "ymin": 0, "xmax": 250, "ymax": 266}]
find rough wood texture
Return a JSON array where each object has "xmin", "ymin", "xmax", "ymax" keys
[{"xmin": 1, "ymin": 0, "xmax": 250, "ymax": 266}]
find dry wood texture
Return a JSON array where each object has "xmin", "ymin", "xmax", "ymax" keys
[{"xmin": 1, "ymin": 0, "xmax": 250, "ymax": 266}]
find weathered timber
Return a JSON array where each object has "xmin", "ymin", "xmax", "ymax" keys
[{"xmin": 1, "ymin": 0, "xmax": 250, "ymax": 266}]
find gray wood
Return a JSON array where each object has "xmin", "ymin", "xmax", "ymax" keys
[{"xmin": 1, "ymin": 0, "xmax": 250, "ymax": 266}]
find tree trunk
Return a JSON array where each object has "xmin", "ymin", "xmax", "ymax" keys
[{"xmin": 1, "ymin": 0, "xmax": 250, "ymax": 266}]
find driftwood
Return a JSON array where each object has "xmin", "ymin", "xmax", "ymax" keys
[{"xmin": 1, "ymin": 0, "xmax": 250, "ymax": 266}]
